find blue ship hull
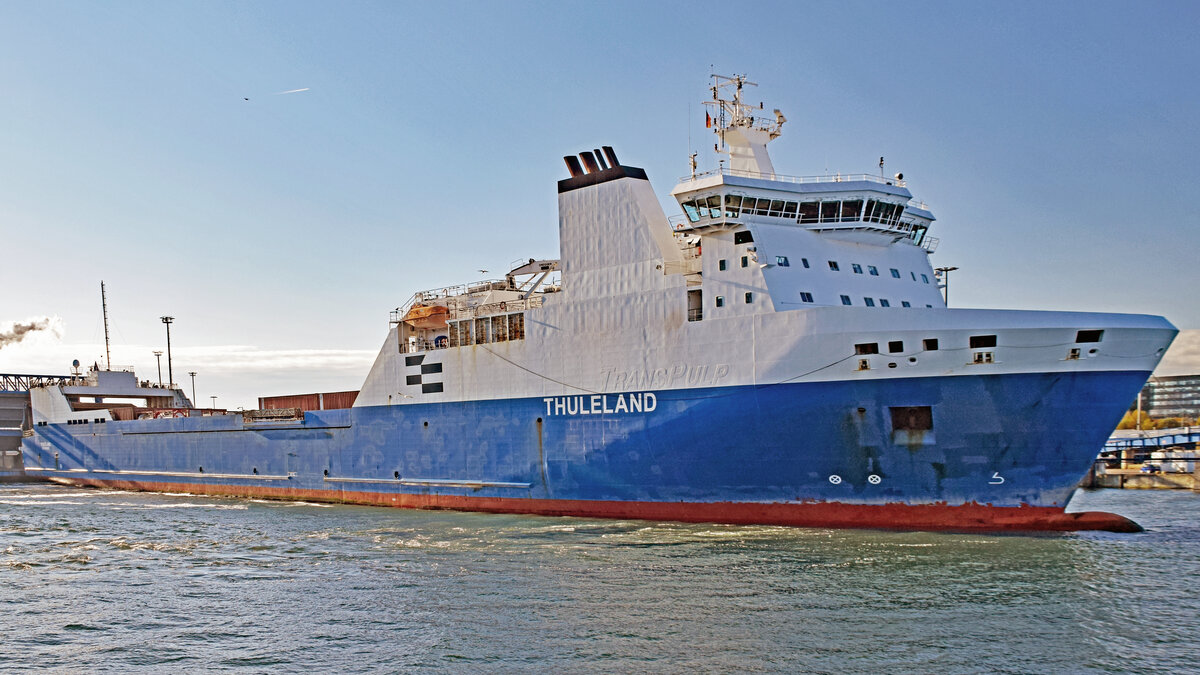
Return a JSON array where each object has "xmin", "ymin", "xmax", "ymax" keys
[{"xmin": 23, "ymin": 370, "xmax": 1148, "ymax": 531}]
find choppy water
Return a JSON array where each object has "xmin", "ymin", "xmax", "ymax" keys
[{"xmin": 1, "ymin": 485, "xmax": 1198, "ymax": 673}]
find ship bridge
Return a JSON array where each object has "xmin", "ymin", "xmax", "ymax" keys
[
  {"xmin": 669, "ymin": 168, "xmax": 937, "ymax": 250},
  {"xmin": 665, "ymin": 74, "xmax": 945, "ymax": 319}
]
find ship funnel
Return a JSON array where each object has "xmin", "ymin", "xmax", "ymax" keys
[
  {"xmin": 593, "ymin": 148, "xmax": 609, "ymax": 170},
  {"xmin": 579, "ymin": 151, "xmax": 601, "ymax": 174},
  {"xmin": 602, "ymin": 146, "xmax": 619, "ymax": 168},
  {"xmin": 563, "ymin": 155, "xmax": 585, "ymax": 177}
]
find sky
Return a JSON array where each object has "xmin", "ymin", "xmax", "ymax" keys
[{"xmin": 1, "ymin": 1, "xmax": 1198, "ymax": 409}]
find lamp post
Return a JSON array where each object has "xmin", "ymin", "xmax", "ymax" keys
[
  {"xmin": 160, "ymin": 316, "xmax": 174, "ymax": 388},
  {"xmin": 188, "ymin": 371, "xmax": 197, "ymax": 406},
  {"xmin": 935, "ymin": 266, "xmax": 959, "ymax": 306},
  {"xmin": 153, "ymin": 351, "xmax": 163, "ymax": 387}
]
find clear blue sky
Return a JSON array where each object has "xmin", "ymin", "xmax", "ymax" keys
[{"xmin": 2, "ymin": 1, "xmax": 1198, "ymax": 408}]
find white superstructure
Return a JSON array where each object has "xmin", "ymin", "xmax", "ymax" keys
[{"xmin": 354, "ymin": 74, "xmax": 1170, "ymax": 410}]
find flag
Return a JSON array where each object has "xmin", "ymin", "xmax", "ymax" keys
[{"xmin": 705, "ymin": 111, "xmax": 711, "ymax": 129}]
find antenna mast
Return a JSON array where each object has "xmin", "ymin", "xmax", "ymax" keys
[
  {"xmin": 101, "ymin": 281, "xmax": 112, "ymax": 371},
  {"xmin": 702, "ymin": 73, "xmax": 786, "ymax": 176}
]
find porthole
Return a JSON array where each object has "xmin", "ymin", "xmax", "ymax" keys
[
  {"xmin": 394, "ymin": 471, "xmax": 400, "ymax": 479},
  {"xmin": 323, "ymin": 469, "xmax": 329, "ymax": 477}
]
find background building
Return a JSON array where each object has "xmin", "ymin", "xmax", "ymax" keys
[{"xmin": 1138, "ymin": 375, "xmax": 1200, "ymax": 418}]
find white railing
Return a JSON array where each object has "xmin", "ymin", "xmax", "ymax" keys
[{"xmin": 681, "ymin": 167, "xmax": 906, "ymax": 188}]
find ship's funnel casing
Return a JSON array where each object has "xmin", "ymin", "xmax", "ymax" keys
[{"xmin": 557, "ymin": 162, "xmax": 684, "ymax": 301}]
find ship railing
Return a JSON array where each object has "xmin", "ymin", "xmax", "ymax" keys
[
  {"xmin": 922, "ymin": 236, "xmax": 939, "ymax": 253},
  {"xmin": 0, "ymin": 373, "xmax": 85, "ymax": 392},
  {"xmin": 392, "ymin": 279, "xmax": 514, "ymax": 323},
  {"xmin": 681, "ymin": 167, "xmax": 906, "ymax": 188},
  {"xmin": 450, "ymin": 295, "xmax": 544, "ymax": 320}
]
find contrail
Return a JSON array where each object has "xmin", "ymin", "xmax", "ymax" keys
[
  {"xmin": 0, "ymin": 316, "xmax": 62, "ymax": 350},
  {"xmin": 272, "ymin": 87, "xmax": 310, "ymax": 95}
]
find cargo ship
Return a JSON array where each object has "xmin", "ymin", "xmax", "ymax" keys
[{"xmin": 22, "ymin": 75, "xmax": 1176, "ymax": 532}]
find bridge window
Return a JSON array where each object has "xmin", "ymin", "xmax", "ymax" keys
[
  {"xmin": 734, "ymin": 230, "xmax": 754, "ymax": 244},
  {"xmin": 782, "ymin": 201, "xmax": 797, "ymax": 218},
  {"xmin": 800, "ymin": 292, "xmax": 814, "ymax": 303},
  {"xmin": 682, "ymin": 201, "xmax": 701, "ymax": 222},
  {"xmin": 820, "ymin": 201, "xmax": 840, "ymax": 223},
  {"xmin": 841, "ymin": 199, "xmax": 863, "ymax": 221},
  {"xmin": 724, "ymin": 195, "xmax": 741, "ymax": 217},
  {"xmin": 798, "ymin": 201, "xmax": 819, "ymax": 223}
]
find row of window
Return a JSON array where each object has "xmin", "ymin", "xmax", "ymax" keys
[
  {"xmin": 829, "ymin": 260, "xmax": 930, "ymax": 284},
  {"xmin": 712, "ymin": 292, "xmax": 922, "ymax": 308},
  {"xmin": 683, "ymin": 196, "xmax": 912, "ymax": 229},
  {"xmin": 840, "ymin": 295, "xmax": 919, "ymax": 308},
  {"xmin": 715, "ymin": 255, "xmax": 931, "ymax": 285},
  {"xmin": 446, "ymin": 313, "xmax": 526, "ymax": 347},
  {"xmin": 714, "ymin": 293, "xmax": 755, "ymax": 307},
  {"xmin": 852, "ymin": 331, "xmax": 1101, "ymax": 356},
  {"xmin": 855, "ymin": 339, "xmax": 939, "ymax": 355}
]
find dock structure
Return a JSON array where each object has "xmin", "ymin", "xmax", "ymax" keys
[
  {"xmin": 0, "ymin": 374, "xmax": 75, "ymax": 480},
  {"xmin": 1088, "ymin": 427, "xmax": 1200, "ymax": 490}
]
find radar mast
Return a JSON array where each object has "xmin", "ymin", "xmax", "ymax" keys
[{"xmin": 704, "ymin": 74, "xmax": 786, "ymax": 177}]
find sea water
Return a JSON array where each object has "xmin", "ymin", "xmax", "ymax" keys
[{"xmin": 1, "ymin": 484, "xmax": 1197, "ymax": 673}]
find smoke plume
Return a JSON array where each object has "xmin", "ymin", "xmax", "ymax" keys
[{"xmin": 0, "ymin": 316, "xmax": 63, "ymax": 350}]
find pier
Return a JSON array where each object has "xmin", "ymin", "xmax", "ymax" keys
[
  {"xmin": 0, "ymin": 373, "xmax": 75, "ymax": 480},
  {"xmin": 1086, "ymin": 427, "xmax": 1200, "ymax": 490}
]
